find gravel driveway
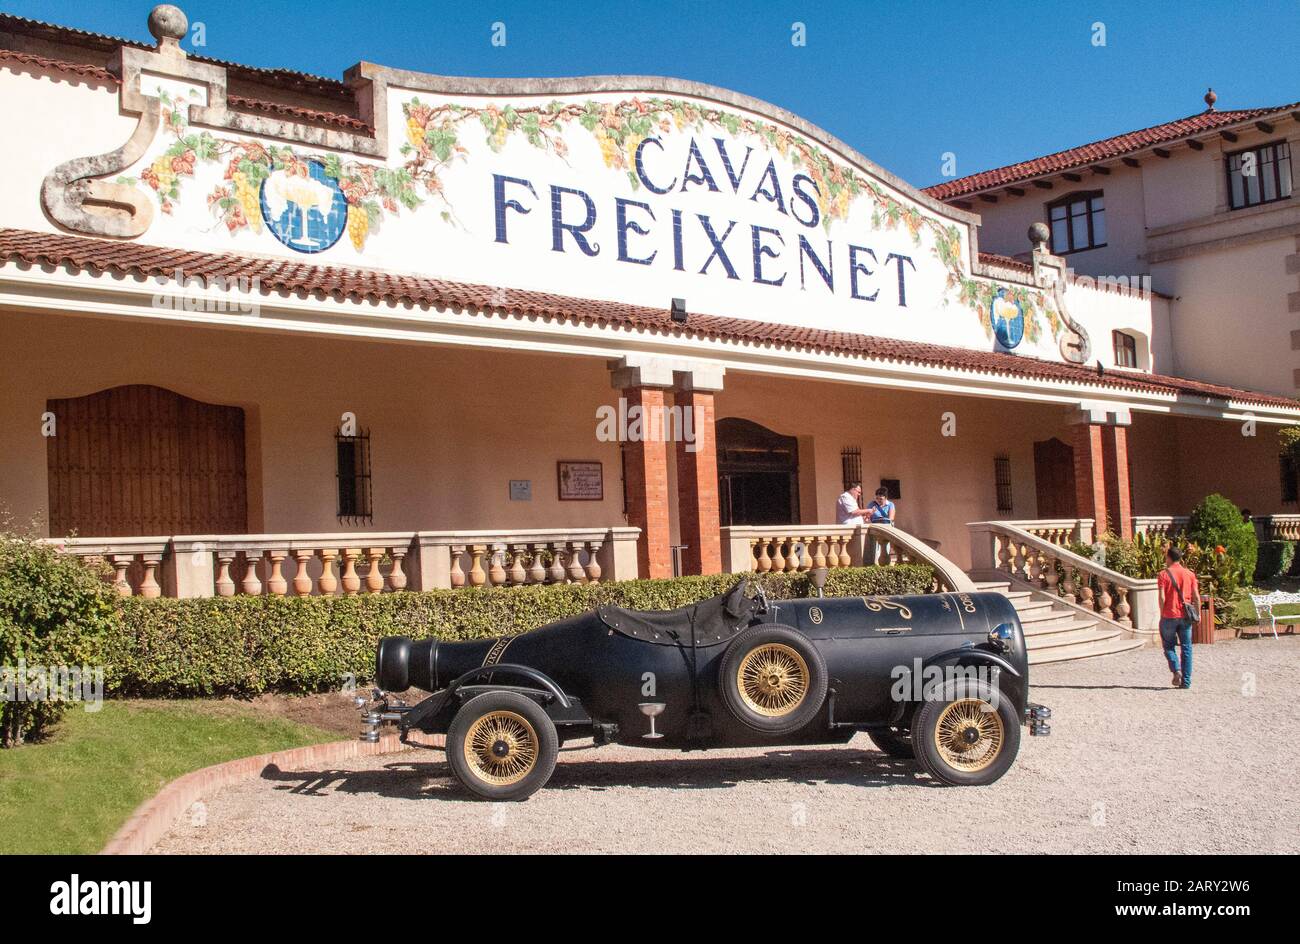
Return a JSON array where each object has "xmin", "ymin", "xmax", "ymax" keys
[{"xmin": 150, "ymin": 636, "xmax": 1299, "ymax": 854}]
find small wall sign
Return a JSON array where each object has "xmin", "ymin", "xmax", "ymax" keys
[
  {"xmin": 509, "ymin": 479, "xmax": 532, "ymax": 501},
  {"xmin": 558, "ymin": 461, "xmax": 603, "ymax": 501}
]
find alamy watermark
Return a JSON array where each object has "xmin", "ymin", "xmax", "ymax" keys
[
  {"xmin": 2, "ymin": 660, "xmax": 104, "ymax": 711},
  {"xmin": 596, "ymin": 396, "xmax": 704, "ymax": 452},
  {"xmin": 151, "ymin": 267, "xmax": 261, "ymax": 316}
]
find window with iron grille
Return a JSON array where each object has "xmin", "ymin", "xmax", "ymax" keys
[
  {"xmin": 1227, "ymin": 141, "xmax": 1292, "ymax": 210},
  {"xmin": 1112, "ymin": 330, "xmax": 1138, "ymax": 368},
  {"xmin": 841, "ymin": 446, "xmax": 862, "ymax": 490},
  {"xmin": 1281, "ymin": 454, "xmax": 1298, "ymax": 504},
  {"xmin": 1047, "ymin": 190, "xmax": 1106, "ymax": 254},
  {"xmin": 994, "ymin": 454, "xmax": 1013, "ymax": 512},
  {"xmin": 336, "ymin": 429, "xmax": 373, "ymax": 525}
]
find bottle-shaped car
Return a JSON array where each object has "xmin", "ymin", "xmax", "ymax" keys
[{"xmin": 360, "ymin": 581, "xmax": 1051, "ymax": 800}]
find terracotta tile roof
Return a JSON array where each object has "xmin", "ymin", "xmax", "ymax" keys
[
  {"xmin": 924, "ymin": 103, "xmax": 1300, "ymax": 201},
  {"xmin": 2, "ymin": 227, "xmax": 1296, "ymax": 410},
  {"xmin": 0, "ymin": 12, "xmax": 349, "ymax": 95},
  {"xmin": 0, "ymin": 48, "xmax": 372, "ymax": 134}
]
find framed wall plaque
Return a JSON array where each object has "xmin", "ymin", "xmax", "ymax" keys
[{"xmin": 557, "ymin": 460, "xmax": 603, "ymax": 501}]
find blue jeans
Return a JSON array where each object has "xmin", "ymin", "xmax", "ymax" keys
[{"xmin": 1159, "ymin": 618, "xmax": 1193, "ymax": 688}]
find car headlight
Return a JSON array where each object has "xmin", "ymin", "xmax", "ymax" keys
[{"xmin": 988, "ymin": 623, "xmax": 1015, "ymax": 651}]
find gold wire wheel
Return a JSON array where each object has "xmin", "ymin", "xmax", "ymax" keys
[
  {"xmin": 736, "ymin": 643, "xmax": 810, "ymax": 717},
  {"xmin": 462, "ymin": 710, "xmax": 540, "ymax": 786},
  {"xmin": 932, "ymin": 698, "xmax": 1004, "ymax": 773}
]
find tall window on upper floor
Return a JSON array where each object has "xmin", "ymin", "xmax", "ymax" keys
[
  {"xmin": 1112, "ymin": 330, "xmax": 1138, "ymax": 368},
  {"xmin": 1227, "ymin": 141, "xmax": 1292, "ymax": 210},
  {"xmin": 1047, "ymin": 190, "xmax": 1106, "ymax": 254}
]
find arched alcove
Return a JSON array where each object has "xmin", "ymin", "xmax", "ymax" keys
[
  {"xmin": 46, "ymin": 384, "xmax": 247, "ymax": 537},
  {"xmin": 716, "ymin": 417, "xmax": 800, "ymax": 526}
]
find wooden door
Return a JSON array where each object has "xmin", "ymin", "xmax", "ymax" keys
[
  {"xmin": 46, "ymin": 385, "xmax": 247, "ymax": 537},
  {"xmin": 1033, "ymin": 437, "xmax": 1077, "ymax": 519}
]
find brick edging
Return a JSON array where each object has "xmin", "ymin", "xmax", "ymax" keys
[{"xmin": 100, "ymin": 733, "xmax": 421, "ymax": 855}]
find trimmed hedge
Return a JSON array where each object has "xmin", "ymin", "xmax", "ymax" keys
[
  {"xmin": 109, "ymin": 565, "xmax": 934, "ymax": 698},
  {"xmin": 1254, "ymin": 541, "xmax": 1297, "ymax": 582}
]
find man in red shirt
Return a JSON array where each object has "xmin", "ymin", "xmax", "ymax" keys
[{"xmin": 1157, "ymin": 548, "xmax": 1201, "ymax": 689}]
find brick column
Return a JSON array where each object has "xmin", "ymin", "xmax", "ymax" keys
[
  {"xmin": 674, "ymin": 388, "xmax": 721, "ymax": 575},
  {"xmin": 1101, "ymin": 424, "xmax": 1133, "ymax": 540},
  {"xmin": 620, "ymin": 386, "xmax": 673, "ymax": 579},
  {"xmin": 1071, "ymin": 421, "xmax": 1109, "ymax": 534}
]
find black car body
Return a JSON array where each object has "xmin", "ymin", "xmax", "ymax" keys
[{"xmin": 363, "ymin": 581, "xmax": 1050, "ymax": 799}]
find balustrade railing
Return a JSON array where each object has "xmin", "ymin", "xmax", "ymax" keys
[
  {"xmin": 998, "ymin": 519, "xmax": 1093, "ymax": 546},
  {"xmin": 969, "ymin": 521, "xmax": 1158, "ymax": 631},
  {"xmin": 721, "ymin": 524, "xmax": 974, "ymax": 593},
  {"xmin": 47, "ymin": 527, "xmax": 641, "ymax": 597},
  {"xmin": 1132, "ymin": 516, "xmax": 1190, "ymax": 540}
]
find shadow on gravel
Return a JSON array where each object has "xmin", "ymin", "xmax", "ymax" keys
[
  {"xmin": 256, "ymin": 747, "xmax": 940, "ymax": 799},
  {"xmin": 1032, "ymin": 683, "xmax": 1168, "ymax": 691}
]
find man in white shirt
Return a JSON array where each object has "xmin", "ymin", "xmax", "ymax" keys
[{"xmin": 836, "ymin": 483, "xmax": 868, "ymax": 525}]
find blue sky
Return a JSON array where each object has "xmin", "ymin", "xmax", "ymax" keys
[{"xmin": 8, "ymin": 0, "xmax": 1298, "ymax": 187}]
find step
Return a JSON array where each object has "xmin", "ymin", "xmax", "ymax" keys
[
  {"xmin": 1009, "ymin": 598, "xmax": 1058, "ymax": 617},
  {"xmin": 1015, "ymin": 605, "xmax": 1085, "ymax": 625},
  {"xmin": 973, "ymin": 580, "xmax": 1011, "ymax": 591},
  {"xmin": 1021, "ymin": 617, "xmax": 1099, "ymax": 638},
  {"xmin": 1025, "ymin": 626, "xmax": 1121, "ymax": 650},
  {"xmin": 1028, "ymin": 637, "xmax": 1145, "ymax": 665}
]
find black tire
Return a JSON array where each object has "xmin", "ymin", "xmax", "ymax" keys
[
  {"xmin": 446, "ymin": 691, "xmax": 558, "ymax": 801},
  {"xmin": 911, "ymin": 679, "xmax": 1020, "ymax": 786},
  {"xmin": 868, "ymin": 726, "xmax": 914, "ymax": 758},
  {"xmin": 718, "ymin": 625, "xmax": 828, "ymax": 734}
]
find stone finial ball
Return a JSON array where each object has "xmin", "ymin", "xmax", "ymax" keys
[
  {"xmin": 1204, "ymin": 87, "xmax": 1218, "ymax": 110},
  {"xmin": 1028, "ymin": 222, "xmax": 1051, "ymax": 248},
  {"xmin": 148, "ymin": 5, "xmax": 189, "ymax": 43}
]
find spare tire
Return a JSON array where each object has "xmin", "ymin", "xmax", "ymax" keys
[{"xmin": 718, "ymin": 625, "xmax": 827, "ymax": 734}]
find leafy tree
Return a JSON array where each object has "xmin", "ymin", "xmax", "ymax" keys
[
  {"xmin": 1, "ymin": 524, "xmax": 117, "ymax": 747},
  {"xmin": 1186, "ymin": 494, "xmax": 1257, "ymax": 595}
]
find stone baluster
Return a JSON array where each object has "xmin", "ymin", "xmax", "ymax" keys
[
  {"xmin": 488, "ymin": 544, "xmax": 507, "ymax": 586},
  {"xmin": 318, "ymin": 549, "xmax": 339, "ymax": 596},
  {"xmin": 529, "ymin": 544, "xmax": 548, "ymax": 584},
  {"xmin": 1043, "ymin": 551, "xmax": 1060, "ymax": 597},
  {"xmin": 242, "ymin": 551, "xmax": 264, "ymax": 596},
  {"xmin": 547, "ymin": 543, "xmax": 567, "ymax": 584},
  {"xmin": 267, "ymin": 550, "xmax": 289, "ymax": 596},
  {"xmin": 769, "ymin": 538, "xmax": 785, "ymax": 573},
  {"xmin": 800, "ymin": 538, "xmax": 815, "ymax": 572},
  {"xmin": 467, "ymin": 545, "xmax": 487, "ymax": 587},
  {"xmin": 1095, "ymin": 580, "xmax": 1114, "ymax": 620},
  {"xmin": 811, "ymin": 537, "xmax": 827, "ymax": 570},
  {"xmin": 445, "ymin": 545, "xmax": 464, "ymax": 588},
  {"xmin": 996, "ymin": 535, "xmax": 1012, "ymax": 575},
  {"xmin": 1078, "ymin": 576, "xmax": 1095, "ymax": 612},
  {"xmin": 138, "ymin": 554, "xmax": 162, "ymax": 598},
  {"xmin": 388, "ymin": 547, "xmax": 408, "ymax": 591},
  {"xmin": 585, "ymin": 540, "xmax": 603, "ymax": 583},
  {"xmin": 215, "ymin": 553, "xmax": 236, "ymax": 597},
  {"xmin": 508, "ymin": 545, "xmax": 528, "ymax": 585},
  {"xmin": 749, "ymin": 538, "xmax": 764, "ymax": 573},
  {"xmin": 1060, "ymin": 563, "xmax": 1076, "ymax": 603},
  {"xmin": 293, "ymin": 550, "xmax": 315, "ymax": 596},
  {"xmin": 340, "ymin": 550, "xmax": 362, "ymax": 595},
  {"xmin": 1113, "ymin": 585, "xmax": 1132, "ymax": 627},
  {"xmin": 838, "ymin": 535, "xmax": 852, "ymax": 567},
  {"xmin": 110, "ymin": 555, "xmax": 134, "ymax": 596},
  {"xmin": 567, "ymin": 542, "xmax": 587, "ymax": 583},
  {"xmin": 365, "ymin": 548, "xmax": 386, "ymax": 594}
]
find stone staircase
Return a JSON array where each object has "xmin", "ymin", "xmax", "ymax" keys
[{"xmin": 972, "ymin": 578, "xmax": 1146, "ymax": 665}]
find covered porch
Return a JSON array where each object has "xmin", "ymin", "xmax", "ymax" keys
[{"xmin": 5, "ymin": 306, "xmax": 1295, "ymax": 605}]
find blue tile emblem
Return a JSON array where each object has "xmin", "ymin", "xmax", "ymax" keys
[
  {"xmin": 990, "ymin": 288, "xmax": 1025, "ymax": 350},
  {"xmin": 260, "ymin": 159, "xmax": 348, "ymax": 253}
]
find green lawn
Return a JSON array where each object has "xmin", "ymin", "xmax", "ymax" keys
[{"xmin": 0, "ymin": 700, "xmax": 338, "ymax": 854}]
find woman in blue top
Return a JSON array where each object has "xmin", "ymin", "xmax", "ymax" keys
[{"xmin": 868, "ymin": 487, "xmax": 895, "ymax": 564}]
